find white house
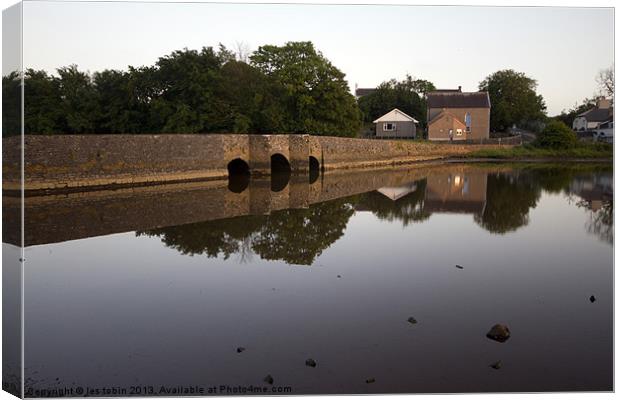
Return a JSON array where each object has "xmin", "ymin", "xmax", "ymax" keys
[{"xmin": 373, "ymin": 108, "xmax": 419, "ymax": 138}]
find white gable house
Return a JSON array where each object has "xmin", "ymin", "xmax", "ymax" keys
[{"xmin": 373, "ymin": 108, "xmax": 419, "ymax": 138}]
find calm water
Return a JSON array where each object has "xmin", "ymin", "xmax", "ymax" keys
[{"xmin": 4, "ymin": 163, "xmax": 614, "ymax": 395}]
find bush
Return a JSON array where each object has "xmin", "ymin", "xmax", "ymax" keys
[{"xmin": 533, "ymin": 120, "xmax": 578, "ymax": 149}]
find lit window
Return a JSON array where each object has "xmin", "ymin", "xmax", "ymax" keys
[
  {"xmin": 383, "ymin": 123, "xmax": 395, "ymax": 131},
  {"xmin": 456, "ymin": 129, "xmax": 463, "ymax": 136}
]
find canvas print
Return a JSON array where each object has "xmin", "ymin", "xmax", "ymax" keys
[{"xmin": 1, "ymin": 1, "xmax": 614, "ymax": 398}]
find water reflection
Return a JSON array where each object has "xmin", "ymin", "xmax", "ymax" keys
[
  {"xmin": 133, "ymin": 164, "xmax": 613, "ymax": 265},
  {"xmin": 13, "ymin": 162, "xmax": 614, "ymax": 394},
  {"xmin": 4, "ymin": 164, "xmax": 612, "ymax": 253}
]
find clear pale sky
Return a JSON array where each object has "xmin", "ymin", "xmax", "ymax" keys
[{"xmin": 18, "ymin": 1, "xmax": 614, "ymax": 115}]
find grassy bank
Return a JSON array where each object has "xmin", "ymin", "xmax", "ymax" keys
[{"xmin": 464, "ymin": 143, "xmax": 613, "ymax": 160}]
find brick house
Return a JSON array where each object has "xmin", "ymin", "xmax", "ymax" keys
[{"xmin": 426, "ymin": 87, "xmax": 491, "ymax": 141}]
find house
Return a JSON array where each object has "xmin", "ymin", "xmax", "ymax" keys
[
  {"xmin": 373, "ymin": 108, "xmax": 419, "ymax": 138},
  {"xmin": 426, "ymin": 87, "xmax": 491, "ymax": 141},
  {"xmin": 572, "ymin": 98, "xmax": 613, "ymax": 131}
]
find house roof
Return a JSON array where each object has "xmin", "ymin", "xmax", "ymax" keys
[
  {"xmin": 376, "ymin": 182, "xmax": 419, "ymax": 201},
  {"xmin": 577, "ymin": 107, "xmax": 613, "ymax": 122},
  {"xmin": 355, "ymin": 88, "xmax": 376, "ymax": 97},
  {"xmin": 428, "ymin": 110, "xmax": 467, "ymax": 127},
  {"xmin": 427, "ymin": 91, "xmax": 491, "ymax": 109},
  {"xmin": 373, "ymin": 108, "xmax": 419, "ymax": 123}
]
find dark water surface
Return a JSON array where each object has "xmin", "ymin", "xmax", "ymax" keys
[{"xmin": 9, "ymin": 163, "xmax": 614, "ymax": 395}]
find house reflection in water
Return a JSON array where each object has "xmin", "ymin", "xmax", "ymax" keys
[{"xmin": 375, "ymin": 169, "xmax": 487, "ymax": 217}]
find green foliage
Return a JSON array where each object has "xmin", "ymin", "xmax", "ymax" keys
[
  {"xmin": 250, "ymin": 41, "xmax": 361, "ymax": 136},
  {"xmin": 479, "ymin": 69, "xmax": 547, "ymax": 132},
  {"xmin": 2, "ymin": 72, "xmax": 21, "ymax": 137},
  {"xmin": 533, "ymin": 120, "xmax": 578, "ymax": 149},
  {"xmin": 358, "ymin": 74, "xmax": 435, "ymax": 128},
  {"xmin": 9, "ymin": 41, "xmax": 360, "ymax": 137}
]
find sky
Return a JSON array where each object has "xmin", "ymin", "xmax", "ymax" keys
[{"xmin": 14, "ymin": 1, "xmax": 615, "ymax": 115}]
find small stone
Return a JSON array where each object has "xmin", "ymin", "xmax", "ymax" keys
[
  {"xmin": 366, "ymin": 378, "xmax": 375, "ymax": 384},
  {"xmin": 305, "ymin": 358, "xmax": 317, "ymax": 368},
  {"xmin": 236, "ymin": 347, "xmax": 245, "ymax": 353},
  {"xmin": 455, "ymin": 265, "xmax": 464, "ymax": 269},
  {"xmin": 486, "ymin": 324, "xmax": 510, "ymax": 343},
  {"xmin": 489, "ymin": 360, "xmax": 502, "ymax": 370},
  {"xmin": 264, "ymin": 375, "xmax": 274, "ymax": 385},
  {"xmin": 407, "ymin": 317, "xmax": 418, "ymax": 325},
  {"xmin": 337, "ymin": 275, "xmax": 342, "ymax": 278},
  {"xmin": 590, "ymin": 295, "xmax": 596, "ymax": 303}
]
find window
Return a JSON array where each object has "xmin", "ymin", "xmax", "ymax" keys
[
  {"xmin": 383, "ymin": 122, "xmax": 395, "ymax": 131},
  {"xmin": 465, "ymin": 112, "xmax": 472, "ymax": 132},
  {"xmin": 456, "ymin": 129, "xmax": 463, "ymax": 136}
]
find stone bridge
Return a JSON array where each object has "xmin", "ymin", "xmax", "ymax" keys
[{"xmin": 2, "ymin": 134, "xmax": 508, "ymax": 192}]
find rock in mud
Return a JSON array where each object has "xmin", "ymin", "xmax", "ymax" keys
[
  {"xmin": 337, "ymin": 275, "xmax": 342, "ymax": 278},
  {"xmin": 264, "ymin": 375, "xmax": 274, "ymax": 385},
  {"xmin": 305, "ymin": 358, "xmax": 317, "ymax": 368},
  {"xmin": 590, "ymin": 295, "xmax": 596, "ymax": 303},
  {"xmin": 455, "ymin": 265, "xmax": 464, "ymax": 269},
  {"xmin": 489, "ymin": 360, "xmax": 502, "ymax": 370},
  {"xmin": 366, "ymin": 378, "xmax": 375, "ymax": 384},
  {"xmin": 407, "ymin": 317, "xmax": 418, "ymax": 325},
  {"xmin": 486, "ymin": 324, "xmax": 510, "ymax": 342},
  {"xmin": 236, "ymin": 347, "xmax": 245, "ymax": 353}
]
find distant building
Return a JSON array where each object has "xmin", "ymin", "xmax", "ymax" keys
[
  {"xmin": 355, "ymin": 86, "xmax": 376, "ymax": 99},
  {"xmin": 372, "ymin": 108, "xmax": 419, "ymax": 138},
  {"xmin": 426, "ymin": 87, "xmax": 491, "ymax": 141},
  {"xmin": 572, "ymin": 98, "xmax": 613, "ymax": 131},
  {"xmin": 572, "ymin": 98, "xmax": 613, "ymax": 143}
]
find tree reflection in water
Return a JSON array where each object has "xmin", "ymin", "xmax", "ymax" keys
[
  {"xmin": 139, "ymin": 164, "xmax": 613, "ymax": 264},
  {"xmin": 138, "ymin": 197, "xmax": 355, "ymax": 265}
]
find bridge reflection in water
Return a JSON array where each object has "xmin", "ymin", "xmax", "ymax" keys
[{"xmin": 2, "ymin": 163, "xmax": 612, "ymax": 265}]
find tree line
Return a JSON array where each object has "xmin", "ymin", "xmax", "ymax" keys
[
  {"xmin": 3, "ymin": 42, "xmax": 362, "ymax": 137},
  {"xmin": 8, "ymin": 40, "xmax": 601, "ymax": 138}
]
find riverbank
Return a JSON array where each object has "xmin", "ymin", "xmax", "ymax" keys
[{"xmin": 462, "ymin": 142, "xmax": 613, "ymax": 160}]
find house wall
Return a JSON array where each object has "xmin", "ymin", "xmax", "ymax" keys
[
  {"xmin": 428, "ymin": 107, "xmax": 490, "ymax": 140},
  {"xmin": 428, "ymin": 113, "xmax": 467, "ymax": 141},
  {"xmin": 375, "ymin": 121, "xmax": 416, "ymax": 138}
]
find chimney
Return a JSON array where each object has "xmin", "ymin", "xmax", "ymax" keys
[{"xmin": 596, "ymin": 97, "xmax": 611, "ymax": 109}]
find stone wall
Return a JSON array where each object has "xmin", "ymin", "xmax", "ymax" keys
[{"xmin": 2, "ymin": 134, "xmax": 510, "ymax": 191}]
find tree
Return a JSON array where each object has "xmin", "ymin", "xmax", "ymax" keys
[
  {"xmin": 23, "ymin": 69, "xmax": 63, "ymax": 134},
  {"xmin": 479, "ymin": 69, "xmax": 547, "ymax": 132},
  {"xmin": 533, "ymin": 120, "xmax": 578, "ymax": 149},
  {"xmin": 2, "ymin": 72, "xmax": 22, "ymax": 137},
  {"xmin": 56, "ymin": 65, "xmax": 100, "ymax": 133},
  {"xmin": 218, "ymin": 60, "xmax": 287, "ymax": 133},
  {"xmin": 596, "ymin": 65, "xmax": 614, "ymax": 100},
  {"xmin": 250, "ymin": 41, "xmax": 361, "ymax": 136},
  {"xmin": 357, "ymin": 75, "xmax": 434, "ymax": 128}
]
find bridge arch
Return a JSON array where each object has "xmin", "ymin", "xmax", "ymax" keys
[
  {"xmin": 227, "ymin": 158, "xmax": 250, "ymax": 193},
  {"xmin": 271, "ymin": 153, "xmax": 291, "ymax": 175},
  {"xmin": 309, "ymin": 156, "xmax": 320, "ymax": 184}
]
